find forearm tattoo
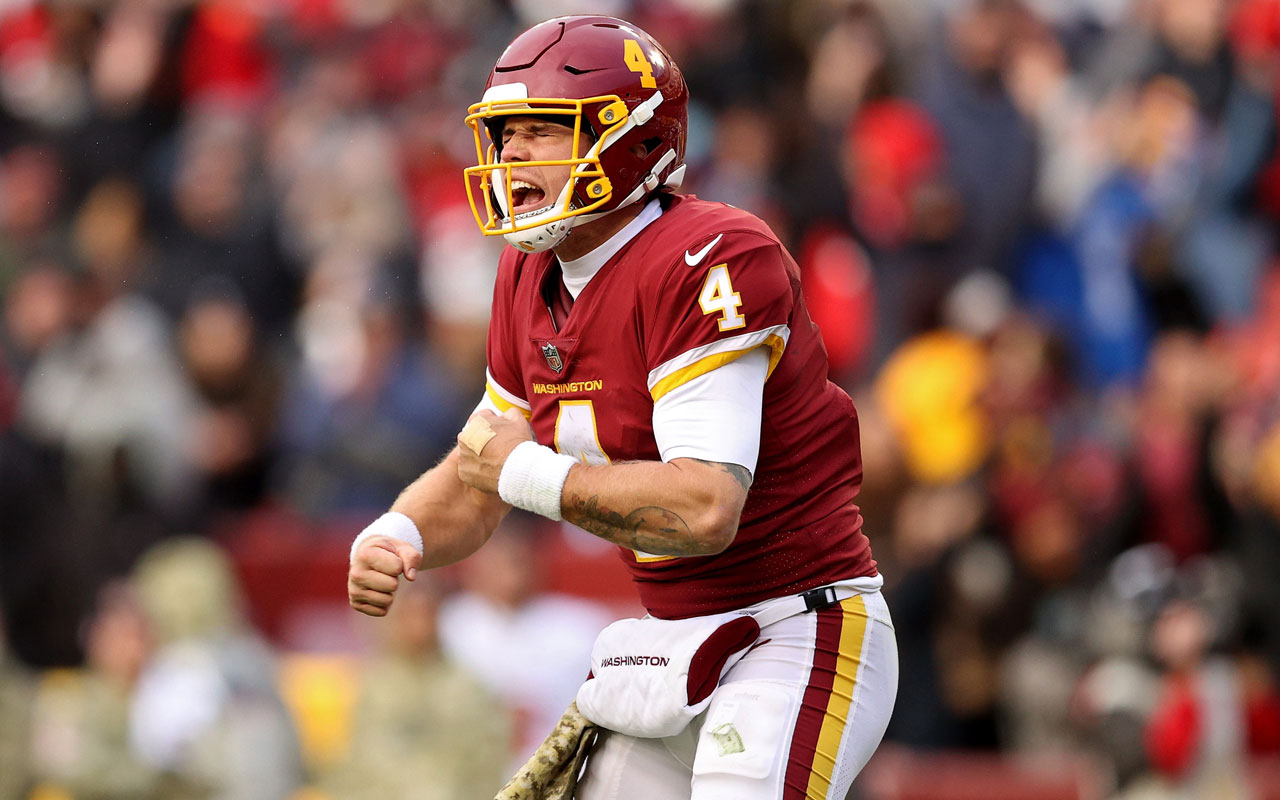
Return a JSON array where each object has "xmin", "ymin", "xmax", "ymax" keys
[
  {"xmin": 562, "ymin": 494, "xmax": 700, "ymax": 556},
  {"xmin": 692, "ymin": 459, "xmax": 753, "ymax": 491}
]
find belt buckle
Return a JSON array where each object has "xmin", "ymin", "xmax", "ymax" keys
[{"xmin": 802, "ymin": 586, "xmax": 839, "ymax": 612}]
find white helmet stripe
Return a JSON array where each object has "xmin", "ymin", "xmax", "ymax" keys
[{"xmin": 481, "ymin": 82, "xmax": 530, "ymax": 103}]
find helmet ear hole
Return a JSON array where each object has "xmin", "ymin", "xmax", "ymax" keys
[
  {"xmin": 635, "ymin": 137, "xmax": 665, "ymax": 161},
  {"xmin": 628, "ymin": 137, "xmax": 662, "ymax": 160}
]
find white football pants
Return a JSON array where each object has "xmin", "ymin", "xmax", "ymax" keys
[{"xmin": 576, "ymin": 588, "xmax": 897, "ymax": 800}]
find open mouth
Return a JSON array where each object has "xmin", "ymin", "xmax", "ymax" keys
[{"xmin": 509, "ymin": 179, "xmax": 548, "ymax": 216}]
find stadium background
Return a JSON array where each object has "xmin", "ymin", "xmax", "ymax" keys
[{"xmin": 1, "ymin": 0, "xmax": 1279, "ymax": 797}]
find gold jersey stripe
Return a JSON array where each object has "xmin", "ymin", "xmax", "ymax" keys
[
  {"xmin": 764, "ymin": 333, "xmax": 786, "ymax": 379},
  {"xmin": 633, "ymin": 551, "xmax": 676, "ymax": 563},
  {"xmin": 805, "ymin": 595, "xmax": 869, "ymax": 800},
  {"xmin": 648, "ymin": 335, "xmax": 787, "ymax": 402},
  {"xmin": 486, "ymin": 382, "xmax": 532, "ymax": 418}
]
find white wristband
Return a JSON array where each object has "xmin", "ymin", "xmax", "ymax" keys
[
  {"xmin": 497, "ymin": 441, "xmax": 577, "ymax": 520},
  {"xmin": 349, "ymin": 511, "xmax": 424, "ymax": 563}
]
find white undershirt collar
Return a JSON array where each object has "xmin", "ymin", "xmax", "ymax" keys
[{"xmin": 558, "ymin": 198, "xmax": 663, "ymax": 299}]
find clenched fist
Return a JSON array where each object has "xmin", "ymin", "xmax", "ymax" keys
[
  {"xmin": 456, "ymin": 407, "xmax": 535, "ymax": 493},
  {"xmin": 348, "ymin": 536, "xmax": 423, "ymax": 616}
]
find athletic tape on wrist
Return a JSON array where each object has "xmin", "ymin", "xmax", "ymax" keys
[
  {"xmin": 498, "ymin": 441, "xmax": 577, "ymax": 520},
  {"xmin": 349, "ymin": 511, "xmax": 424, "ymax": 562}
]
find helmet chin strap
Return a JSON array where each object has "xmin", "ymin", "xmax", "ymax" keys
[
  {"xmin": 572, "ymin": 149, "xmax": 680, "ymax": 228},
  {"xmin": 501, "ymin": 182, "xmax": 577, "ymax": 252}
]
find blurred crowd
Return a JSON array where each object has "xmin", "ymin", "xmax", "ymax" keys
[{"xmin": 1, "ymin": 0, "xmax": 1280, "ymax": 798}]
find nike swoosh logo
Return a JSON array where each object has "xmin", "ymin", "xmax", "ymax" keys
[{"xmin": 684, "ymin": 233, "xmax": 724, "ymax": 266}]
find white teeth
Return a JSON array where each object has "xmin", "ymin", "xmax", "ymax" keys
[{"xmin": 510, "ymin": 180, "xmax": 538, "ymax": 191}]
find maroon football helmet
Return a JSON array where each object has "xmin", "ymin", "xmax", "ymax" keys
[{"xmin": 464, "ymin": 16, "xmax": 689, "ymax": 252}]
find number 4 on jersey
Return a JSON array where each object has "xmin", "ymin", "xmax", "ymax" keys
[
  {"xmin": 554, "ymin": 400, "xmax": 672, "ymax": 563},
  {"xmin": 699, "ymin": 264, "xmax": 745, "ymax": 331},
  {"xmin": 554, "ymin": 400, "xmax": 610, "ymax": 465}
]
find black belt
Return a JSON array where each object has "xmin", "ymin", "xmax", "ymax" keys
[{"xmin": 801, "ymin": 585, "xmax": 841, "ymax": 612}]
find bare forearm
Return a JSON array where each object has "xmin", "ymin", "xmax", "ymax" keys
[
  {"xmin": 391, "ymin": 447, "xmax": 510, "ymax": 568},
  {"xmin": 563, "ymin": 488, "xmax": 700, "ymax": 556},
  {"xmin": 559, "ymin": 458, "xmax": 749, "ymax": 556}
]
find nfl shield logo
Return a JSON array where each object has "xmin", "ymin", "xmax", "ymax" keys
[{"xmin": 541, "ymin": 343, "xmax": 564, "ymax": 373}]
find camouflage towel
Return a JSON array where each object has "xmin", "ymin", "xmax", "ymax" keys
[{"xmin": 495, "ymin": 702, "xmax": 599, "ymax": 800}]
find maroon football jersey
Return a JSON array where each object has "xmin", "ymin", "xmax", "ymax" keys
[{"xmin": 484, "ymin": 194, "xmax": 877, "ymax": 619}]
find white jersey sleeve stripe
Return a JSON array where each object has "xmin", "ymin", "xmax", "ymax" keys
[{"xmin": 647, "ymin": 324, "xmax": 789, "ymax": 402}]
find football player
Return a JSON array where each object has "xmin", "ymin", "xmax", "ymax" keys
[{"xmin": 348, "ymin": 15, "xmax": 897, "ymax": 800}]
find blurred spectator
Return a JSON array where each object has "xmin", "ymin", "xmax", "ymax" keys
[
  {"xmin": 31, "ymin": 581, "xmax": 162, "ymax": 800},
  {"xmin": 0, "ymin": 282, "xmax": 87, "ymax": 665},
  {"xmin": 3, "ymin": 258, "xmax": 76, "ymax": 370},
  {"xmin": 792, "ymin": 225, "xmax": 877, "ymax": 383},
  {"xmin": 696, "ymin": 104, "xmax": 784, "ymax": 228},
  {"xmin": 0, "ymin": 144, "xmax": 66, "ymax": 283},
  {"xmin": 1148, "ymin": 0, "xmax": 1233, "ymax": 117},
  {"xmin": 18, "ymin": 176, "xmax": 199, "ymax": 525},
  {"xmin": 1034, "ymin": 75, "xmax": 1199, "ymax": 387},
  {"xmin": 1004, "ymin": 13, "xmax": 1110, "ymax": 225},
  {"xmin": 841, "ymin": 98, "xmax": 969, "ymax": 364},
  {"xmin": 259, "ymin": 46, "xmax": 415, "ymax": 282},
  {"xmin": 128, "ymin": 536, "xmax": 304, "ymax": 800},
  {"xmin": 4, "ymin": 176, "xmax": 201, "ymax": 661},
  {"xmin": 177, "ymin": 2, "xmax": 274, "ymax": 107},
  {"xmin": 879, "ymin": 479, "xmax": 992, "ymax": 748},
  {"xmin": 914, "ymin": 0, "xmax": 1038, "ymax": 275},
  {"xmin": 149, "ymin": 108, "xmax": 298, "ymax": 336},
  {"xmin": 438, "ymin": 516, "xmax": 611, "ymax": 771},
  {"xmin": 804, "ymin": 2, "xmax": 898, "ymax": 131},
  {"xmin": 874, "ymin": 327, "xmax": 991, "ymax": 485},
  {"xmin": 1128, "ymin": 331, "xmax": 1234, "ymax": 562},
  {"xmin": 844, "ymin": 99, "xmax": 945, "ymax": 253},
  {"xmin": 1232, "ymin": 417, "xmax": 1280, "ymax": 679},
  {"xmin": 1127, "ymin": 0, "xmax": 1279, "ymax": 327},
  {"xmin": 417, "ymin": 203, "xmax": 502, "ymax": 385},
  {"xmin": 0, "ymin": 613, "xmax": 35, "ymax": 800},
  {"xmin": 55, "ymin": 1, "xmax": 185, "ymax": 213},
  {"xmin": 321, "ymin": 576, "xmax": 510, "ymax": 800},
  {"xmin": 277, "ymin": 257, "xmax": 472, "ymax": 517},
  {"xmin": 1063, "ymin": 545, "xmax": 1172, "ymax": 791},
  {"xmin": 1142, "ymin": 597, "xmax": 1255, "ymax": 798},
  {"xmin": 178, "ymin": 287, "xmax": 283, "ymax": 518}
]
